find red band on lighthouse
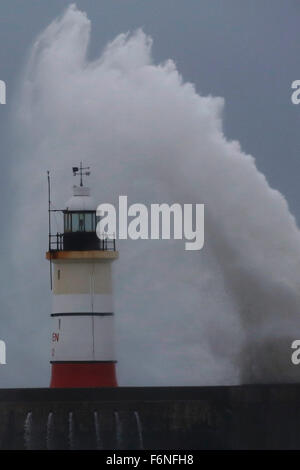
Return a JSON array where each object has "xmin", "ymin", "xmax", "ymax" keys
[{"xmin": 50, "ymin": 362, "xmax": 117, "ymax": 388}]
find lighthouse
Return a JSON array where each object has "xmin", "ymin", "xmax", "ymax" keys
[{"xmin": 46, "ymin": 164, "xmax": 118, "ymax": 388}]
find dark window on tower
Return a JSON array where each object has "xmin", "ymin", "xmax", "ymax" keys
[
  {"xmin": 57, "ymin": 269, "xmax": 60, "ymax": 280},
  {"xmin": 92, "ymin": 213, "xmax": 97, "ymax": 231},
  {"xmin": 67, "ymin": 212, "xmax": 97, "ymax": 232},
  {"xmin": 85, "ymin": 213, "xmax": 92, "ymax": 231},
  {"xmin": 79, "ymin": 213, "xmax": 85, "ymax": 231},
  {"xmin": 72, "ymin": 213, "xmax": 79, "ymax": 231},
  {"xmin": 64, "ymin": 213, "xmax": 72, "ymax": 232}
]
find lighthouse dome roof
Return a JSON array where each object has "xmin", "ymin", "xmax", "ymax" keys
[{"xmin": 65, "ymin": 185, "xmax": 96, "ymax": 211}]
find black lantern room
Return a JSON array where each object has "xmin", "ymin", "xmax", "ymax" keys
[{"xmin": 48, "ymin": 164, "xmax": 115, "ymax": 253}]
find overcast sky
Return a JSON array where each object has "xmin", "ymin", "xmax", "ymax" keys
[{"xmin": 1, "ymin": 1, "xmax": 300, "ymax": 387}]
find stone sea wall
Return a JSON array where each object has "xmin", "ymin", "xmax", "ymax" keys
[{"xmin": 0, "ymin": 385, "xmax": 299, "ymax": 449}]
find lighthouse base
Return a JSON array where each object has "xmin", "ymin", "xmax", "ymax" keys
[{"xmin": 50, "ymin": 362, "xmax": 117, "ymax": 388}]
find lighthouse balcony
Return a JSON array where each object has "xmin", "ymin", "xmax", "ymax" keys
[{"xmin": 49, "ymin": 232, "xmax": 116, "ymax": 252}]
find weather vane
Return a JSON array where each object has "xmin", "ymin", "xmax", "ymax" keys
[{"xmin": 72, "ymin": 161, "xmax": 90, "ymax": 187}]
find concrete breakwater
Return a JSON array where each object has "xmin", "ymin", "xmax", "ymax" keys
[{"xmin": 0, "ymin": 384, "xmax": 300, "ymax": 449}]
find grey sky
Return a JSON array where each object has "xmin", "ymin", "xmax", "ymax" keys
[{"xmin": 1, "ymin": 1, "xmax": 300, "ymax": 386}]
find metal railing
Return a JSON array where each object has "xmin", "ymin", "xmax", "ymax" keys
[
  {"xmin": 49, "ymin": 233, "xmax": 64, "ymax": 251},
  {"xmin": 49, "ymin": 233, "xmax": 116, "ymax": 252}
]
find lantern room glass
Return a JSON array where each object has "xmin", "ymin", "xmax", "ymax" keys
[{"xmin": 64, "ymin": 212, "xmax": 96, "ymax": 233}]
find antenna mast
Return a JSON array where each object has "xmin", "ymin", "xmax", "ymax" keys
[{"xmin": 47, "ymin": 171, "xmax": 53, "ymax": 290}]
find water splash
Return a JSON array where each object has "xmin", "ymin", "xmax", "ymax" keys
[
  {"xmin": 93, "ymin": 411, "xmax": 102, "ymax": 450},
  {"xmin": 68, "ymin": 411, "xmax": 75, "ymax": 450},
  {"xmin": 46, "ymin": 411, "xmax": 54, "ymax": 450},
  {"xmin": 24, "ymin": 411, "xmax": 32, "ymax": 450},
  {"xmin": 114, "ymin": 411, "xmax": 122, "ymax": 449},
  {"xmin": 134, "ymin": 411, "xmax": 144, "ymax": 449}
]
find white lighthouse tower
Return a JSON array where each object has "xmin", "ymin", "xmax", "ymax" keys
[{"xmin": 46, "ymin": 164, "xmax": 118, "ymax": 387}]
